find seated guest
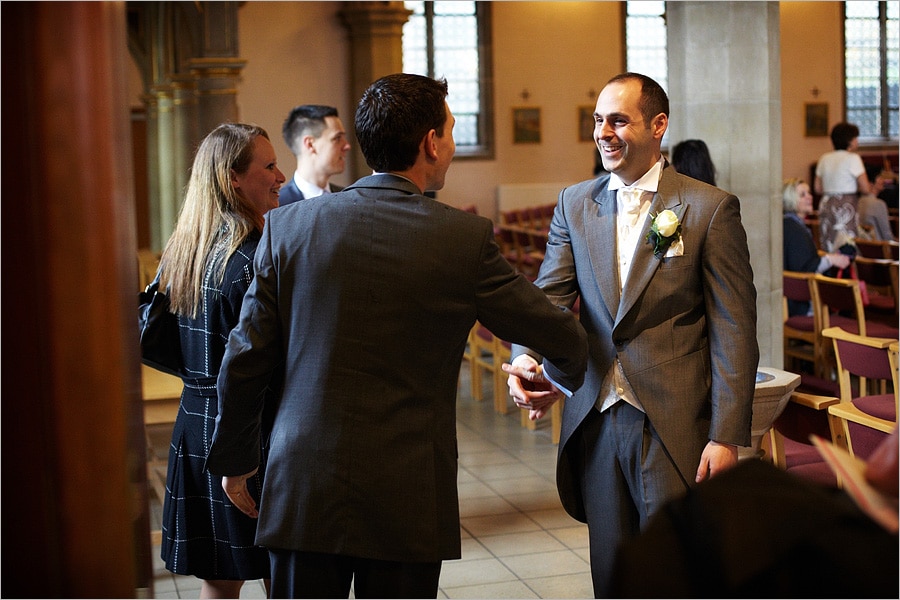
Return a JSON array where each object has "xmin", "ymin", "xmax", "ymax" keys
[
  {"xmin": 783, "ymin": 178, "xmax": 850, "ymax": 316},
  {"xmin": 858, "ymin": 163, "xmax": 897, "ymax": 242}
]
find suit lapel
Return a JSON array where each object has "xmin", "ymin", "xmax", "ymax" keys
[
  {"xmin": 585, "ymin": 180, "xmax": 620, "ymax": 320},
  {"xmin": 617, "ymin": 168, "xmax": 683, "ymax": 323}
]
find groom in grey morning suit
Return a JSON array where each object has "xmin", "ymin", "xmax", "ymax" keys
[{"xmin": 506, "ymin": 73, "xmax": 759, "ymax": 597}]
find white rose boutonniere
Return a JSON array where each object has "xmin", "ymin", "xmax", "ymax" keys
[{"xmin": 646, "ymin": 206, "xmax": 686, "ymax": 258}]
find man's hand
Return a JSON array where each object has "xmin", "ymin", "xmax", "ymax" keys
[
  {"xmin": 695, "ymin": 440, "xmax": 738, "ymax": 483},
  {"xmin": 502, "ymin": 355, "xmax": 563, "ymax": 420},
  {"xmin": 222, "ymin": 468, "xmax": 260, "ymax": 518}
]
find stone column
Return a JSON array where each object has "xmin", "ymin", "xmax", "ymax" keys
[
  {"xmin": 172, "ymin": 76, "xmax": 199, "ymax": 220},
  {"xmin": 149, "ymin": 84, "xmax": 179, "ymax": 248},
  {"xmin": 340, "ymin": 1, "xmax": 413, "ymax": 179},
  {"xmin": 188, "ymin": 58, "xmax": 247, "ymax": 140},
  {"xmin": 667, "ymin": 1, "xmax": 782, "ymax": 368}
]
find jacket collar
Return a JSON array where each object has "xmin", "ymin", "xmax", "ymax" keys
[{"xmin": 344, "ymin": 173, "xmax": 423, "ymax": 196}]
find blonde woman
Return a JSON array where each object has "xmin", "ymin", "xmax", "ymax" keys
[
  {"xmin": 782, "ymin": 178, "xmax": 850, "ymax": 316},
  {"xmin": 157, "ymin": 123, "xmax": 284, "ymax": 598}
]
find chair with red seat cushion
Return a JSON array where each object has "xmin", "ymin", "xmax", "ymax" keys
[
  {"xmin": 853, "ymin": 256, "xmax": 898, "ymax": 326},
  {"xmin": 821, "ymin": 327, "xmax": 898, "ymax": 470},
  {"xmin": 767, "ymin": 391, "xmax": 841, "ymax": 488},
  {"xmin": 783, "ymin": 271, "xmax": 821, "ymax": 376},
  {"xmin": 812, "ymin": 273, "xmax": 899, "ymax": 376}
]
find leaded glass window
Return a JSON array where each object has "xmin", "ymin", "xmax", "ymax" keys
[
  {"xmin": 403, "ymin": 1, "xmax": 494, "ymax": 158},
  {"xmin": 626, "ymin": 1, "xmax": 668, "ymax": 94},
  {"xmin": 845, "ymin": 1, "xmax": 899, "ymax": 140}
]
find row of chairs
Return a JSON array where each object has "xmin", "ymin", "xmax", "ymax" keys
[
  {"xmin": 784, "ymin": 269, "xmax": 898, "ymax": 385},
  {"xmin": 856, "ymin": 237, "xmax": 899, "ymax": 261},
  {"xmin": 463, "ymin": 322, "xmax": 565, "ymax": 444},
  {"xmin": 495, "ymin": 224, "xmax": 549, "ymax": 279},
  {"xmin": 767, "ymin": 326, "xmax": 898, "ymax": 489},
  {"xmin": 500, "ymin": 203, "xmax": 555, "ymax": 231}
]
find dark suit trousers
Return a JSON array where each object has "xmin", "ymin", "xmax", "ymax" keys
[
  {"xmin": 268, "ymin": 549, "xmax": 442, "ymax": 599},
  {"xmin": 575, "ymin": 402, "xmax": 689, "ymax": 598}
]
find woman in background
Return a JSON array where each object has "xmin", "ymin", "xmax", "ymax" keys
[
  {"xmin": 815, "ymin": 122, "xmax": 871, "ymax": 252},
  {"xmin": 671, "ymin": 138, "xmax": 717, "ymax": 186},
  {"xmin": 156, "ymin": 123, "xmax": 284, "ymax": 597},
  {"xmin": 782, "ymin": 178, "xmax": 850, "ymax": 316}
]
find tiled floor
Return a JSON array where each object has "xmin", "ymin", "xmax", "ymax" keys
[{"xmin": 147, "ymin": 361, "xmax": 593, "ymax": 598}]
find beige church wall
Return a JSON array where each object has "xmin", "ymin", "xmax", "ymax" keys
[
  {"xmin": 129, "ymin": 1, "xmax": 860, "ymax": 219},
  {"xmin": 236, "ymin": 1, "xmax": 356, "ymax": 188},
  {"xmin": 232, "ymin": 1, "xmax": 624, "ymax": 218},
  {"xmin": 443, "ymin": 1, "xmax": 624, "ymax": 217},
  {"xmin": 779, "ymin": 1, "xmax": 844, "ymax": 184}
]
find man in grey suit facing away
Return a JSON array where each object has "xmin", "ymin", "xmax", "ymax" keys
[
  {"xmin": 206, "ymin": 73, "xmax": 588, "ymax": 599},
  {"xmin": 503, "ymin": 72, "xmax": 759, "ymax": 598}
]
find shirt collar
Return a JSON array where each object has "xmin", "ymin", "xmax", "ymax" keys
[
  {"xmin": 294, "ymin": 172, "xmax": 327, "ymax": 199},
  {"xmin": 608, "ymin": 157, "xmax": 665, "ymax": 193}
]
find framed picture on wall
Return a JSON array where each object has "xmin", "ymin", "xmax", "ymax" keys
[
  {"xmin": 578, "ymin": 105, "xmax": 595, "ymax": 142},
  {"xmin": 513, "ymin": 107, "xmax": 541, "ymax": 144},
  {"xmin": 804, "ymin": 102, "xmax": 829, "ymax": 137}
]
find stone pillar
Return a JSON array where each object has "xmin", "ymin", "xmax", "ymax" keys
[
  {"xmin": 667, "ymin": 1, "xmax": 782, "ymax": 369},
  {"xmin": 149, "ymin": 84, "xmax": 179, "ymax": 248},
  {"xmin": 188, "ymin": 58, "xmax": 247, "ymax": 140},
  {"xmin": 188, "ymin": 1, "xmax": 245, "ymax": 140},
  {"xmin": 172, "ymin": 76, "xmax": 199, "ymax": 219},
  {"xmin": 340, "ymin": 1, "xmax": 412, "ymax": 179},
  {"xmin": 128, "ymin": 1, "xmax": 245, "ymax": 250}
]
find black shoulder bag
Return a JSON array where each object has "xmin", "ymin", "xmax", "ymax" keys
[{"xmin": 138, "ymin": 273, "xmax": 183, "ymax": 376}]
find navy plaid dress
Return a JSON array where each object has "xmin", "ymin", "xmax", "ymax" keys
[{"xmin": 160, "ymin": 232, "xmax": 273, "ymax": 580}]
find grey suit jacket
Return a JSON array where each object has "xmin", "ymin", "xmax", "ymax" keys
[
  {"xmin": 207, "ymin": 173, "xmax": 588, "ymax": 561},
  {"xmin": 513, "ymin": 165, "xmax": 759, "ymax": 522},
  {"xmin": 278, "ymin": 178, "xmax": 344, "ymax": 206}
]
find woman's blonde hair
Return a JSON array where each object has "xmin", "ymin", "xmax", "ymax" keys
[
  {"xmin": 160, "ymin": 123, "xmax": 269, "ymax": 317},
  {"xmin": 782, "ymin": 178, "xmax": 806, "ymax": 213}
]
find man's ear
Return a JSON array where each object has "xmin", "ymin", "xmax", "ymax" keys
[
  {"xmin": 303, "ymin": 134, "xmax": 317, "ymax": 154},
  {"xmin": 652, "ymin": 113, "xmax": 668, "ymax": 140},
  {"xmin": 423, "ymin": 129, "xmax": 439, "ymax": 160}
]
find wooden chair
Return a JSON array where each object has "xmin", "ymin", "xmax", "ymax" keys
[
  {"xmin": 855, "ymin": 238, "xmax": 899, "ymax": 260},
  {"xmin": 853, "ymin": 257, "xmax": 899, "ymax": 324},
  {"xmin": 765, "ymin": 390, "xmax": 841, "ymax": 488},
  {"xmin": 812, "ymin": 273, "xmax": 899, "ymax": 376},
  {"xmin": 493, "ymin": 336, "xmax": 512, "ymax": 415},
  {"xmin": 494, "ymin": 224, "xmax": 519, "ymax": 269},
  {"xmin": 822, "ymin": 327, "xmax": 898, "ymax": 469},
  {"xmin": 467, "ymin": 323, "xmax": 495, "ymax": 402},
  {"xmin": 510, "ymin": 226, "xmax": 541, "ymax": 278},
  {"xmin": 782, "ymin": 271, "xmax": 820, "ymax": 376},
  {"xmin": 530, "ymin": 229, "xmax": 549, "ymax": 258},
  {"xmin": 538, "ymin": 203, "xmax": 555, "ymax": 227}
]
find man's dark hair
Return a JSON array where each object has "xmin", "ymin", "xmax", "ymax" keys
[
  {"xmin": 282, "ymin": 104, "xmax": 339, "ymax": 155},
  {"xmin": 830, "ymin": 122, "xmax": 860, "ymax": 150},
  {"xmin": 607, "ymin": 72, "xmax": 670, "ymax": 125},
  {"xmin": 354, "ymin": 73, "xmax": 449, "ymax": 173}
]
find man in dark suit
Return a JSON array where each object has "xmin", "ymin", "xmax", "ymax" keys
[
  {"xmin": 504, "ymin": 72, "xmax": 759, "ymax": 597},
  {"xmin": 206, "ymin": 73, "xmax": 589, "ymax": 598},
  {"xmin": 278, "ymin": 104, "xmax": 350, "ymax": 205}
]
